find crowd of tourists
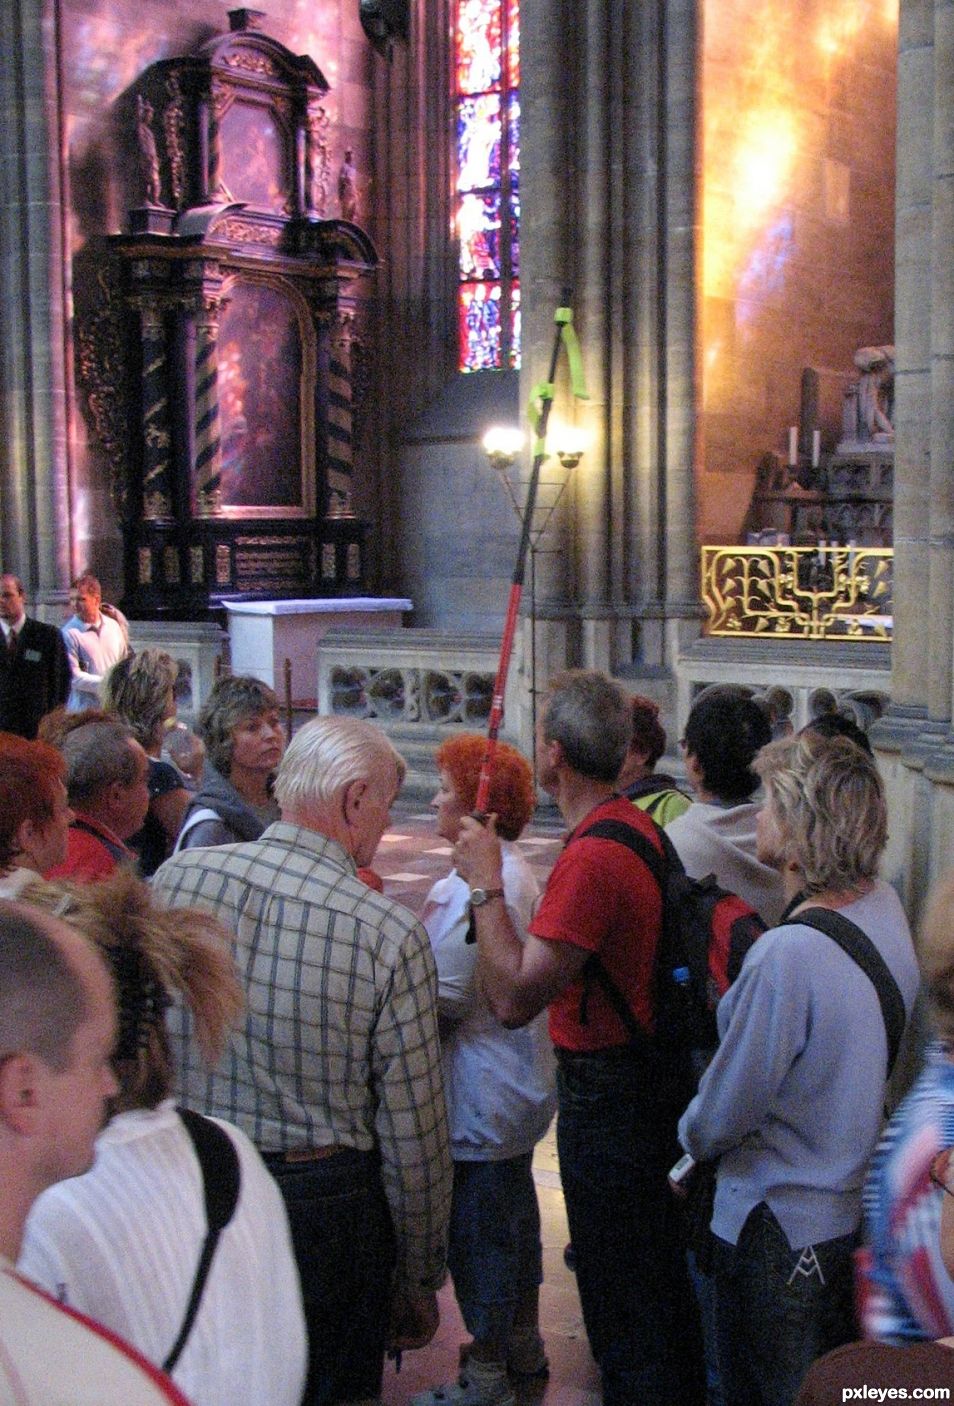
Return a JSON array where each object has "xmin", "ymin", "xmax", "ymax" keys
[{"xmin": 0, "ymin": 571, "xmax": 952, "ymax": 1406}]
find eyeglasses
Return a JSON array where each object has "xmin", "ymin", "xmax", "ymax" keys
[{"xmin": 929, "ymin": 1148, "xmax": 954, "ymax": 1198}]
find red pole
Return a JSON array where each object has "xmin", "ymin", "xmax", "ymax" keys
[{"xmin": 474, "ymin": 298, "xmax": 569, "ymax": 815}]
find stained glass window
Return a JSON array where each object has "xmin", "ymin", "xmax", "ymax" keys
[{"xmin": 455, "ymin": 0, "xmax": 519, "ymax": 371}]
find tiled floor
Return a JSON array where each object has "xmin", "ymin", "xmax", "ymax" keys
[{"xmin": 375, "ymin": 804, "xmax": 601, "ymax": 1406}]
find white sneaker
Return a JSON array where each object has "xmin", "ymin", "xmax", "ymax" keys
[{"xmin": 410, "ymin": 1367, "xmax": 515, "ymax": 1406}]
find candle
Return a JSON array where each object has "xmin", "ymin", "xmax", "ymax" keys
[
  {"xmin": 788, "ymin": 427, "xmax": 798, "ymax": 466},
  {"xmin": 812, "ymin": 429, "xmax": 821, "ymax": 467}
]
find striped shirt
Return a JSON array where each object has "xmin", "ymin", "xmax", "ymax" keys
[
  {"xmin": 861, "ymin": 1042, "xmax": 954, "ymax": 1342},
  {"xmin": 151, "ymin": 822, "xmax": 451, "ymax": 1293}
]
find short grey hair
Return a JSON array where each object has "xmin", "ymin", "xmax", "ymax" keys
[
  {"xmin": 541, "ymin": 670, "xmax": 631, "ymax": 782},
  {"xmin": 754, "ymin": 732, "xmax": 887, "ymax": 894},
  {"xmin": 273, "ymin": 717, "xmax": 406, "ymax": 812},
  {"xmin": 0, "ymin": 902, "xmax": 90, "ymax": 1072},
  {"xmin": 61, "ymin": 716, "xmax": 140, "ymax": 806}
]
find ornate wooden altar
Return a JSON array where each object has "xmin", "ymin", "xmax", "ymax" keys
[{"xmin": 92, "ymin": 9, "xmax": 378, "ymax": 618}]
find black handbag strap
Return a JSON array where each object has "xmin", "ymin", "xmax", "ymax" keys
[
  {"xmin": 793, "ymin": 907, "xmax": 906, "ymax": 1077},
  {"xmin": 163, "ymin": 1108, "xmax": 241, "ymax": 1373}
]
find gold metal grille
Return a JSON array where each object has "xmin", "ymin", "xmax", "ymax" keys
[{"xmin": 701, "ymin": 546, "xmax": 893, "ymax": 641}]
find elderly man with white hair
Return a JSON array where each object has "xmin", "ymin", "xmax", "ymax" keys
[{"xmin": 152, "ymin": 716, "xmax": 452, "ymax": 1406}]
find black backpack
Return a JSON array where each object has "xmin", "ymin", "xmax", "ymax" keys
[{"xmin": 575, "ymin": 817, "xmax": 767, "ymax": 1055}]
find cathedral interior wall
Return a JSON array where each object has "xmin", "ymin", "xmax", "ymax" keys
[{"xmin": 697, "ymin": 0, "xmax": 897, "ymax": 543}]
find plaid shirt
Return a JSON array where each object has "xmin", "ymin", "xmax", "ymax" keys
[{"xmin": 152, "ymin": 822, "xmax": 451, "ymax": 1293}]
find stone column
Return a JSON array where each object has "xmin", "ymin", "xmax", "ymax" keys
[
  {"xmin": 889, "ymin": 0, "xmax": 935, "ymax": 714},
  {"xmin": 0, "ymin": 0, "xmax": 70, "ymax": 598},
  {"xmin": 662, "ymin": 0, "xmax": 699, "ymax": 614},
  {"xmin": 517, "ymin": 0, "xmax": 577, "ymax": 614},
  {"xmin": 934, "ymin": 0, "xmax": 954, "ymax": 723}
]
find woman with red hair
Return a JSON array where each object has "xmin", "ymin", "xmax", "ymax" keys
[
  {"xmin": 416, "ymin": 734, "xmax": 555, "ymax": 1406},
  {"xmin": 0, "ymin": 733, "xmax": 72, "ymax": 897}
]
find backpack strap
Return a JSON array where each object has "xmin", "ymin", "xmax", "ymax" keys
[
  {"xmin": 579, "ymin": 817, "xmax": 667, "ymax": 886},
  {"xmin": 172, "ymin": 808, "xmax": 220, "ymax": 854},
  {"xmin": 163, "ymin": 1109, "xmax": 241, "ymax": 1374},
  {"xmin": 792, "ymin": 907, "xmax": 906, "ymax": 1077},
  {"xmin": 69, "ymin": 817, "xmax": 128, "ymax": 865},
  {"xmin": 574, "ymin": 818, "xmax": 669, "ymax": 1046}
]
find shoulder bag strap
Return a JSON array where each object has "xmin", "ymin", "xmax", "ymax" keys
[
  {"xmin": 794, "ymin": 907, "xmax": 906, "ymax": 1077},
  {"xmin": 163, "ymin": 1109, "xmax": 241, "ymax": 1374}
]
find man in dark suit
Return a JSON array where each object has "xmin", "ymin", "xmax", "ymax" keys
[{"xmin": 0, "ymin": 574, "xmax": 71, "ymax": 738}]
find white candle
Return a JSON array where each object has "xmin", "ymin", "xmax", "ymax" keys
[
  {"xmin": 788, "ymin": 427, "xmax": 798, "ymax": 466},
  {"xmin": 812, "ymin": 429, "xmax": 821, "ymax": 467}
]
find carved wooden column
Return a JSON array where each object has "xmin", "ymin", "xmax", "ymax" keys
[
  {"xmin": 192, "ymin": 293, "xmax": 224, "ymax": 515},
  {"xmin": 134, "ymin": 298, "xmax": 174, "ymax": 520},
  {"xmin": 326, "ymin": 309, "xmax": 356, "ymax": 510}
]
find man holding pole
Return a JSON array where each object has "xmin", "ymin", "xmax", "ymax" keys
[{"xmin": 455, "ymin": 670, "xmax": 704, "ymax": 1406}]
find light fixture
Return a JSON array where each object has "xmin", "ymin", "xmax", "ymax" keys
[
  {"xmin": 547, "ymin": 422, "xmax": 590, "ymax": 470},
  {"xmin": 482, "ymin": 425, "xmax": 525, "ymax": 471}
]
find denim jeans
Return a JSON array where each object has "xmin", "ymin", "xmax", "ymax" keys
[
  {"xmin": 265, "ymin": 1147, "xmax": 396, "ymax": 1406},
  {"xmin": 556, "ymin": 1049, "xmax": 705, "ymax": 1406},
  {"xmin": 448, "ymin": 1152, "xmax": 543, "ymax": 1344},
  {"xmin": 712, "ymin": 1202, "xmax": 857, "ymax": 1406}
]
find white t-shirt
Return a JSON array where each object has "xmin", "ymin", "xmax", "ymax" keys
[
  {"xmin": 0, "ymin": 1258, "xmax": 190, "ymax": 1405},
  {"xmin": 19, "ymin": 1101, "xmax": 306, "ymax": 1406},
  {"xmin": 423, "ymin": 842, "xmax": 557, "ymax": 1161}
]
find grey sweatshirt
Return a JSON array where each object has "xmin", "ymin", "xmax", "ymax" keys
[{"xmin": 679, "ymin": 882, "xmax": 920, "ymax": 1249}]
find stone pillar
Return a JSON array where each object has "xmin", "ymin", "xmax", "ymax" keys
[
  {"xmin": 520, "ymin": 0, "xmax": 700, "ymax": 675},
  {"xmin": 662, "ymin": 0, "xmax": 699, "ymax": 613},
  {"xmin": 0, "ymin": 0, "xmax": 70, "ymax": 597},
  {"xmin": 890, "ymin": 0, "xmax": 935, "ymax": 714},
  {"xmin": 518, "ymin": 0, "xmax": 575, "ymax": 615},
  {"xmin": 934, "ymin": 0, "xmax": 954, "ymax": 723}
]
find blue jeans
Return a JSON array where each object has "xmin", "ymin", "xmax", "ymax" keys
[
  {"xmin": 448, "ymin": 1153, "xmax": 543, "ymax": 1344},
  {"xmin": 556, "ymin": 1049, "xmax": 705, "ymax": 1406},
  {"xmin": 712, "ymin": 1202, "xmax": 857, "ymax": 1406},
  {"xmin": 265, "ymin": 1147, "xmax": 396, "ymax": 1406}
]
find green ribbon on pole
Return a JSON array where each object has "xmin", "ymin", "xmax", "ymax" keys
[{"xmin": 526, "ymin": 305, "xmax": 589, "ymax": 458}]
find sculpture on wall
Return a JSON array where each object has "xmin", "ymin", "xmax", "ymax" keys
[
  {"xmin": 338, "ymin": 149, "xmax": 357, "ymax": 222},
  {"xmin": 844, "ymin": 345, "xmax": 895, "ymax": 445},
  {"xmin": 136, "ymin": 96, "xmax": 163, "ymax": 207}
]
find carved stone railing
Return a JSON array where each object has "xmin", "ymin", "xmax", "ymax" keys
[
  {"xmin": 701, "ymin": 545, "xmax": 893, "ymax": 641},
  {"xmin": 328, "ymin": 663, "xmax": 493, "ymax": 725},
  {"xmin": 317, "ymin": 629, "xmax": 518, "ymax": 734}
]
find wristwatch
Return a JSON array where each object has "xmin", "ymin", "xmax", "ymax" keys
[{"xmin": 469, "ymin": 886, "xmax": 505, "ymax": 908}]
